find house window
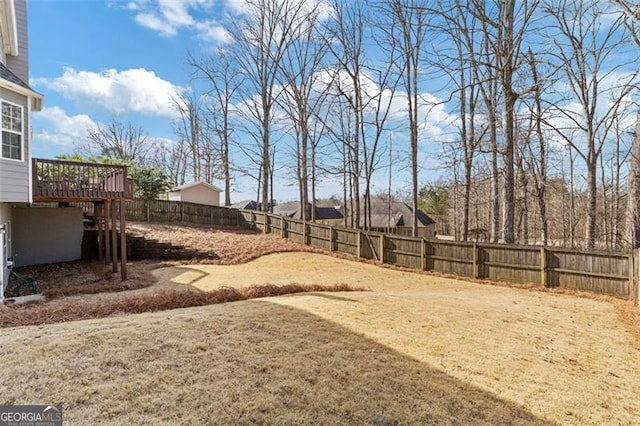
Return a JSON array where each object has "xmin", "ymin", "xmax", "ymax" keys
[{"xmin": 1, "ymin": 101, "xmax": 22, "ymax": 160}]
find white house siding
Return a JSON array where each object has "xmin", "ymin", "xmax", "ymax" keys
[
  {"xmin": 0, "ymin": 87, "xmax": 29, "ymax": 202},
  {"xmin": 5, "ymin": 0, "xmax": 28, "ymax": 83},
  {"xmin": 12, "ymin": 207, "xmax": 83, "ymax": 267}
]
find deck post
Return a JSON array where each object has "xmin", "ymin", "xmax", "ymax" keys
[
  {"xmin": 111, "ymin": 199, "xmax": 118, "ymax": 273},
  {"xmin": 120, "ymin": 198, "xmax": 127, "ymax": 280},
  {"xmin": 95, "ymin": 202, "xmax": 104, "ymax": 261},
  {"xmin": 104, "ymin": 200, "xmax": 111, "ymax": 264}
]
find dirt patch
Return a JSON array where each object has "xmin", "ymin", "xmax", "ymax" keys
[{"xmin": 127, "ymin": 221, "xmax": 319, "ymax": 264}]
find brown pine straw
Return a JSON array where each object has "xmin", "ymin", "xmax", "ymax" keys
[{"xmin": 0, "ymin": 284, "xmax": 364, "ymax": 329}]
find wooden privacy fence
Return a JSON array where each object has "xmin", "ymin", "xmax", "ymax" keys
[
  {"xmin": 239, "ymin": 209, "xmax": 639, "ymax": 302},
  {"xmin": 78, "ymin": 199, "xmax": 241, "ymax": 227},
  {"xmin": 125, "ymin": 199, "xmax": 240, "ymax": 226}
]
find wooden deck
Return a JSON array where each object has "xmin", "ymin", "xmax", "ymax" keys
[
  {"xmin": 32, "ymin": 158, "xmax": 133, "ymax": 202},
  {"xmin": 31, "ymin": 158, "xmax": 132, "ymax": 280}
]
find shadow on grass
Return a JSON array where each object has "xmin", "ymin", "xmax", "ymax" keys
[{"xmin": 1, "ymin": 299, "xmax": 554, "ymax": 424}]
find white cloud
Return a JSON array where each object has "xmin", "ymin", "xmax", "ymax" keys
[
  {"xmin": 135, "ymin": 12, "xmax": 177, "ymax": 36},
  {"xmin": 195, "ymin": 21, "xmax": 232, "ymax": 43},
  {"xmin": 125, "ymin": 0, "xmax": 231, "ymax": 44},
  {"xmin": 127, "ymin": 0, "xmax": 330, "ymax": 43},
  {"xmin": 33, "ymin": 67, "xmax": 184, "ymax": 118},
  {"xmin": 32, "ymin": 106, "xmax": 97, "ymax": 151}
]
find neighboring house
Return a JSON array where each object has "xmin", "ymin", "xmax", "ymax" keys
[
  {"xmin": 1, "ymin": 1, "xmax": 132, "ymax": 300},
  {"xmin": 230, "ymin": 200, "xmax": 274, "ymax": 211},
  {"xmin": 166, "ymin": 182, "xmax": 221, "ymax": 207},
  {"xmin": 230, "ymin": 200, "xmax": 259, "ymax": 210},
  {"xmin": 272, "ymin": 201, "xmax": 343, "ymax": 226},
  {"xmin": 346, "ymin": 201, "xmax": 436, "ymax": 238}
]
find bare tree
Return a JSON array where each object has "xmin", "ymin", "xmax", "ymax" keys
[
  {"xmin": 523, "ymin": 48, "xmax": 550, "ymax": 245},
  {"xmin": 153, "ymin": 139, "xmax": 189, "ymax": 186},
  {"xmin": 230, "ymin": 0, "xmax": 308, "ymax": 211},
  {"xmin": 172, "ymin": 91, "xmax": 203, "ymax": 182},
  {"xmin": 436, "ymin": 0, "xmax": 485, "ymax": 241},
  {"xmin": 324, "ymin": 0, "xmax": 367, "ymax": 228},
  {"xmin": 276, "ymin": 2, "xmax": 328, "ymax": 220},
  {"xmin": 189, "ymin": 50, "xmax": 239, "ymax": 206},
  {"xmin": 544, "ymin": 0, "xmax": 634, "ymax": 247},
  {"xmin": 614, "ymin": 0, "xmax": 640, "ymax": 248},
  {"xmin": 387, "ymin": 0, "xmax": 429, "ymax": 236},
  {"xmin": 470, "ymin": 0, "xmax": 539, "ymax": 243},
  {"xmin": 82, "ymin": 119, "xmax": 152, "ymax": 164}
]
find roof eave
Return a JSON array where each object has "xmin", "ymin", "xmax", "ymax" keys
[{"xmin": 0, "ymin": 77, "xmax": 43, "ymax": 111}]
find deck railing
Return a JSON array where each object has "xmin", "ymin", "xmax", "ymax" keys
[{"xmin": 32, "ymin": 158, "xmax": 134, "ymax": 200}]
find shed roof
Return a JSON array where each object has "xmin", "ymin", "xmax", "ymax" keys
[{"xmin": 170, "ymin": 181, "xmax": 222, "ymax": 193}]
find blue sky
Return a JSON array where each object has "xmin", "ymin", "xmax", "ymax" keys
[{"xmin": 29, "ymin": 1, "xmax": 208, "ymax": 157}]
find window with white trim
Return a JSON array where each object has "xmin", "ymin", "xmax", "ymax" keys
[{"xmin": 1, "ymin": 101, "xmax": 23, "ymax": 160}]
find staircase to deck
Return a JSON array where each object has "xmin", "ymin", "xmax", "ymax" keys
[{"xmin": 82, "ymin": 231, "xmax": 212, "ymax": 261}]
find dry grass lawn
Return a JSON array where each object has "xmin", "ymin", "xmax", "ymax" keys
[{"xmin": 1, "ymin": 251, "xmax": 639, "ymax": 424}]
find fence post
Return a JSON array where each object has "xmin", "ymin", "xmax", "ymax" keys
[
  {"xmin": 281, "ymin": 217, "xmax": 285, "ymax": 238},
  {"xmin": 540, "ymin": 247, "xmax": 547, "ymax": 287},
  {"xmin": 179, "ymin": 202, "xmax": 184, "ymax": 222},
  {"xmin": 329, "ymin": 226, "xmax": 334, "ymax": 252},
  {"xmin": 357, "ymin": 230, "xmax": 362, "ymax": 258},
  {"xmin": 146, "ymin": 201, "xmax": 150, "ymax": 222},
  {"xmin": 420, "ymin": 238, "xmax": 426, "ymax": 270},
  {"xmin": 473, "ymin": 243, "xmax": 479, "ymax": 279},
  {"xmin": 632, "ymin": 250, "xmax": 638, "ymax": 305},
  {"xmin": 303, "ymin": 221, "xmax": 309, "ymax": 245},
  {"xmin": 380, "ymin": 234, "xmax": 385, "ymax": 263}
]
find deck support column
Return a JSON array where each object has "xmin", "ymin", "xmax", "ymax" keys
[
  {"xmin": 104, "ymin": 199, "xmax": 111, "ymax": 265},
  {"xmin": 111, "ymin": 199, "xmax": 118, "ymax": 273},
  {"xmin": 95, "ymin": 202, "xmax": 104, "ymax": 261},
  {"xmin": 119, "ymin": 198, "xmax": 127, "ymax": 280}
]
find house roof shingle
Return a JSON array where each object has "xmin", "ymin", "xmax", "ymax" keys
[
  {"xmin": 0, "ymin": 62, "xmax": 33, "ymax": 92},
  {"xmin": 351, "ymin": 201, "xmax": 435, "ymax": 228},
  {"xmin": 272, "ymin": 201, "xmax": 343, "ymax": 220}
]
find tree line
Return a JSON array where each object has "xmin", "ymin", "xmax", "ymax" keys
[{"xmin": 72, "ymin": 0, "xmax": 640, "ymax": 249}]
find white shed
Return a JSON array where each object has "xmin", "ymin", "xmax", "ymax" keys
[{"xmin": 167, "ymin": 182, "xmax": 221, "ymax": 206}]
